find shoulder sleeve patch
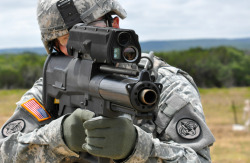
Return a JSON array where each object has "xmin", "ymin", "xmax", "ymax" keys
[
  {"xmin": 176, "ymin": 118, "xmax": 201, "ymax": 140},
  {"xmin": 164, "ymin": 103, "xmax": 215, "ymax": 151},
  {"xmin": 2, "ymin": 119, "xmax": 25, "ymax": 137},
  {"xmin": 21, "ymin": 98, "xmax": 51, "ymax": 122}
]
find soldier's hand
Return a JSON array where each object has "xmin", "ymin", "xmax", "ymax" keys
[
  {"xmin": 62, "ymin": 108, "xmax": 95, "ymax": 152},
  {"xmin": 82, "ymin": 116, "xmax": 137, "ymax": 160}
]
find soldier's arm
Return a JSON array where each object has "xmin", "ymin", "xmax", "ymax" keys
[
  {"xmin": 0, "ymin": 78, "xmax": 78, "ymax": 162},
  {"xmin": 121, "ymin": 66, "xmax": 215, "ymax": 162}
]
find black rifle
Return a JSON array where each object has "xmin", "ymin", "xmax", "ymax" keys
[{"xmin": 43, "ymin": 24, "xmax": 162, "ymax": 120}]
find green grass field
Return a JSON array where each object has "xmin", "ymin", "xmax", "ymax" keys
[
  {"xmin": 200, "ymin": 87, "xmax": 250, "ymax": 163},
  {"xmin": 0, "ymin": 87, "xmax": 250, "ymax": 162}
]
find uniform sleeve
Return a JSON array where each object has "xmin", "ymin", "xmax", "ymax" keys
[
  {"xmin": 122, "ymin": 66, "xmax": 215, "ymax": 163},
  {"xmin": 0, "ymin": 78, "xmax": 78, "ymax": 162},
  {"xmin": 0, "ymin": 116, "xmax": 78, "ymax": 162}
]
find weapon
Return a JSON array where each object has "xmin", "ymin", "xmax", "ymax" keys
[{"xmin": 43, "ymin": 24, "xmax": 162, "ymax": 120}]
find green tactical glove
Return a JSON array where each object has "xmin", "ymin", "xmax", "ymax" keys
[
  {"xmin": 62, "ymin": 108, "xmax": 95, "ymax": 152},
  {"xmin": 82, "ymin": 116, "xmax": 137, "ymax": 160}
]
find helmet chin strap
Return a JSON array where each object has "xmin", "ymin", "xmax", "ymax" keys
[{"xmin": 105, "ymin": 13, "xmax": 114, "ymax": 27}]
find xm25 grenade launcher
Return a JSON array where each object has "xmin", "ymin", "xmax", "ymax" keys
[{"xmin": 43, "ymin": 24, "xmax": 162, "ymax": 120}]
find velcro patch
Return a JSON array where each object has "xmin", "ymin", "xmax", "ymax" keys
[
  {"xmin": 176, "ymin": 118, "xmax": 201, "ymax": 140},
  {"xmin": 2, "ymin": 119, "xmax": 25, "ymax": 137},
  {"xmin": 21, "ymin": 98, "xmax": 51, "ymax": 122}
]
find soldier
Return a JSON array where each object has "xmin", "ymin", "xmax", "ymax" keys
[{"xmin": 0, "ymin": 0, "xmax": 215, "ymax": 162}]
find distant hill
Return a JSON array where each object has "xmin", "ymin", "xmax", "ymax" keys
[
  {"xmin": 0, "ymin": 38, "xmax": 249, "ymax": 54},
  {"xmin": 0, "ymin": 47, "xmax": 47, "ymax": 55},
  {"xmin": 140, "ymin": 38, "xmax": 250, "ymax": 52}
]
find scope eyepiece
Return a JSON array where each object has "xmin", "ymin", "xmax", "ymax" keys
[
  {"xmin": 117, "ymin": 32, "xmax": 139, "ymax": 63},
  {"xmin": 118, "ymin": 32, "xmax": 131, "ymax": 46},
  {"xmin": 123, "ymin": 46, "xmax": 139, "ymax": 63}
]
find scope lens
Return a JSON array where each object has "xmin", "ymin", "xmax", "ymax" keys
[
  {"xmin": 123, "ymin": 47, "xmax": 138, "ymax": 62},
  {"xmin": 118, "ymin": 32, "xmax": 131, "ymax": 46}
]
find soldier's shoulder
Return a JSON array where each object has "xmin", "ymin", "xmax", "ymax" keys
[
  {"xmin": 16, "ymin": 78, "xmax": 43, "ymax": 107},
  {"xmin": 0, "ymin": 78, "xmax": 52, "ymax": 138}
]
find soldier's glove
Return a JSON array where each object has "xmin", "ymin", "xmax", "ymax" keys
[
  {"xmin": 82, "ymin": 116, "xmax": 137, "ymax": 160},
  {"xmin": 62, "ymin": 108, "xmax": 95, "ymax": 152}
]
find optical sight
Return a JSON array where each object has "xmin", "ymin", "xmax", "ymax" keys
[{"xmin": 67, "ymin": 24, "xmax": 141, "ymax": 65}]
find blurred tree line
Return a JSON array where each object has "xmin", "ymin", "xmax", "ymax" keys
[
  {"xmin": 0, "ymin": 46, "xmax": 249, "ymax": 89},
  {"xmin": 155, "ymin": 46, "xmax": 250, "ymax": 87},
  {"xmin": 0, "ymin": 53, "xmax": 46, "ymax": 89}
]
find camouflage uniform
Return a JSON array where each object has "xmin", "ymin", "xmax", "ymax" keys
[
  {"xmin": 0, "ymin": 0, "xmax": 215, "ymax": 162},
  {"xmin": 0, "ymin": 55, "xmax": 215, "ymax": 162}
]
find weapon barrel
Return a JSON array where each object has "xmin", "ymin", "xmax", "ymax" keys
[
  {"xmin": 98, "ymin": 76, "xmax": 135, "ymax": 108},
  {"xmin": 139, "ymin": 89, "xmax": 157, "ymax": 105},
  {"xmin": 95, "ymin": 75, "xmax": 160, "ymax": 112}
]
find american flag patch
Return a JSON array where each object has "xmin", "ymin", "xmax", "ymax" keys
[{"xmin": 21, "ymin": 98, "xmax": 51, "ymax": 122}]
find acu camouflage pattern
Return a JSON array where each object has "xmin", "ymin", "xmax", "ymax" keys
[
  {"xmin": 0, "ymin": 55, "xmax": 214, "ymax": 162},
  {"xmin": 37, "ymin": 0, "xmax": 127, "ymax": 54}
]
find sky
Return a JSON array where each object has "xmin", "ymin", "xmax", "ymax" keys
[{"xmin": 0, "ymin": 0, "xmax": 250, "ymax": 49}]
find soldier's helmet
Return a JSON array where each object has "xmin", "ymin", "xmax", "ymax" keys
[{"xmin": 37, "ymin": 0, "xmax": 127, "ymax": 54}]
